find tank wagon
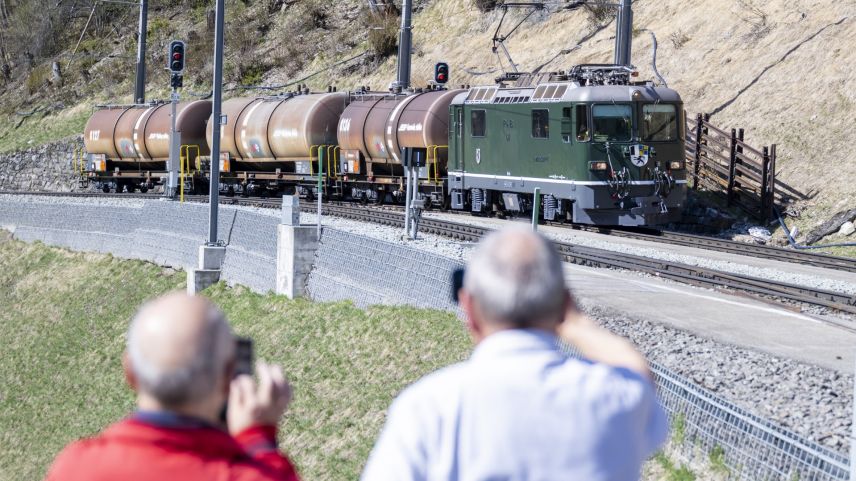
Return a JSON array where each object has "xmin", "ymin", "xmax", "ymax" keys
[
  {"xmin": 206, "ymin": 91, "xmax": 347, "ymax": 196},
  {"xmin": 447, "ymin": 66, "xmax": 687, "ymax": 226},
  {"xmin": 337, "ymin": 88, "xmax": 462, "ymax": 204},
  {"xmin": 82, "ymin": 100, "xmax": 212, "ymax": 193}
]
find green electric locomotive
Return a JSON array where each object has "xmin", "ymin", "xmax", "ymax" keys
[{"xmin": 447, "ymin": 65, "xmax": 687, "ymax": 226}]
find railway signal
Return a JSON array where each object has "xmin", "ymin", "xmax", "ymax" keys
[
  {"xmin": 166, "ymin": 39, "xmax": 186, "ymax": 198},
  {"xmin": 168, "ymin": 40, "xmax": 186, "ymax": 74},
  {"xmin": 434, "ymin": 62, "xmax": 449, "ymax": 85}
]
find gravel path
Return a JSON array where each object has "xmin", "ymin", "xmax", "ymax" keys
[{"xmin": 584, "ymin": 302, "xmax": 854, "ymax": 454}]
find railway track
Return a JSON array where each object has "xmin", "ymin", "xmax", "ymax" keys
[
  {"xmin": 301, "ymin": 202, "xmax": 856, "ymax": 318},
  {"xmin": 3, "ymin": 191, "xmax": 855, "ymax": 317}
]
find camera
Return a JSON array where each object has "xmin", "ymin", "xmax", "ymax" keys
[
  {"xmin": 451, "ymin": 267, "xmax": 465, "ymax": 304},
  {"xmin": 234, "ymin": 337, "xmax": 254, "ymax": 378}
]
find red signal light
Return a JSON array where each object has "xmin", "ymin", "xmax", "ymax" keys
[{"xmin": 173, "ymin": 53, "xmax": 182, "ymax": 60}]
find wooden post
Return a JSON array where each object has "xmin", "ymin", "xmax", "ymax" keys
[
  {"xmin": 760, "ymin": 146, "xmax": 770, "ymax": 220},
  {"xmin": 727, "ymin": 128, "xmax": 737, "ymax": 206},
  {"xmin": 693, "ymin": 113, "xmax": 703, "ymax": 190},
  {"xmin": 768, "ymin": 144, "xmax": 777, "ymax": 220}
]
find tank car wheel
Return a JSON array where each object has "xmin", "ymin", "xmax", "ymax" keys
[
  {"xmin": 260, "ymin": 189, "xmax": 270, "ymax": 199},
  {"xmin": 359, "ymin": 193, "xmax": 369, "ymax": 205},
  {"xmin": 226, "ymin": 186, "xmax": 235, "ymax": 197},
  {"xmin": 375, "ymin": 192, "xmax": 386, "ymax": 205},
  {"xmin": 125, "ymin": 184, "xmax": 135, "ymax": 193},
  {"xmin": 305, "ymin": 190, "xmax": 315, "ymax": 202},
  {"xmin": 102, "ymin": 185, "xmax": 111, "ymax": 194},
  {"xmin": 139, "ymin": 186, "xmax": 148, "ymax": 194}
]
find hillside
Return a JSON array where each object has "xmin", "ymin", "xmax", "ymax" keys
[{"xmin": 0, "ymin": 0, "xmax": 854, "ymax": 235}]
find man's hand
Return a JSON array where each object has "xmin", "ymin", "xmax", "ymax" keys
[
  {"xmin": 228, "ymin": 361, "xmax": 293, "ymax": 435},
  {"xmin": 558, "ymin": 300, "xmax": 652, "ymax": 380}
]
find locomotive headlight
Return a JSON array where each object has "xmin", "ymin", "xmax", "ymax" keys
[
  {"xmin": 589, "ymin": 161, "xmax": 609, "ymax": 171},
  {"xmin": 669, "ymin": 160, "xmax": 685, "ymax": 170}
]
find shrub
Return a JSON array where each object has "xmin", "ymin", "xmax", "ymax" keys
[
  {"xmin": 584, "ymin": 4, "xmax": 615, "ymax": 27},
  {"xmin": 365, "ymin": 10, "xmax": 400, "ymax": 59},
  {"xmin": 474, "ymin": 0, "xmax": 498, "ymax": 12},
  {"xmin": 669, "ymin": 30, "xmax": 691, "ymax": 49},
  {"xmin": 25, "ymin": 64, "xmax": 50, "ymax": 95}
]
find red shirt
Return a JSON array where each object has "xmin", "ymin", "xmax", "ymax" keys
[{"xmin": 44, "ymin": 414, "xmax": 300, "ymax": 481}]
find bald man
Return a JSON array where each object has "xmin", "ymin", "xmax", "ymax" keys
[
  {"xmin": 362, "ymin": 227, "xmax": 668, "ymax": 481},
  {"xmin": 44, "ymin": 293, "xmax": 300, "ymax": 481}
]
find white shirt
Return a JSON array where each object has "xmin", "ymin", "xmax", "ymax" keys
[{"xmin": 361, "ymin": 329, "xmax": 668, "ymax": 481}]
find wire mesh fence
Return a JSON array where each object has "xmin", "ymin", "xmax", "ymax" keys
[
  {"xmin": 652, "ymin": 364, "xmax": 849, "ymax": 481},
  {"xmin": 310, "ymin": 227, "xmax": 852, "ymax": 481}
]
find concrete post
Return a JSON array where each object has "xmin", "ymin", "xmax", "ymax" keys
[
  {"xmin": 187, "ymin": 245, "xmax": 226, "ymax": 295},
  {"xmin": 277, "ymin": 196, "xmax": 319, "ymax": 299}
]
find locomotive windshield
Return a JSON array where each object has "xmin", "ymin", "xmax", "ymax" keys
[
  {"xmin": 592, "ymin": 104, "xmax": 633, "ymax": 142},
  {"xmin": 642, "ymin": 104, "xmax": 678, "ymax": 142}
]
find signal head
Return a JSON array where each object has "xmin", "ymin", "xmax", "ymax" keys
[
  {"xmin": 168, "ymin": 40, "xmax": 186, "ymax": 74},
  {"xmin": 434, "ymin": 62, "xmax": 450, "ymax": 85}
]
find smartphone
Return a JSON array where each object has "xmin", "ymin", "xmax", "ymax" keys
[
  {"xmin": 235, "ymin": 337, "xmax": 254, "ymax": 378},
  {"xmin": 451, "ymin": 267, "xmax": 465, "ymax": 303}
]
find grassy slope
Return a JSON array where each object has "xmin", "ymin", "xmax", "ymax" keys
[{"xmin": 0, "ymin": 233, "xmax": 471, "ymax": 481}]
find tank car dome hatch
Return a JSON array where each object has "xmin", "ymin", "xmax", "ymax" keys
[
  {"xmin": 207, "ymin": 92, "xmax": 347, "ymax": 170},
  {"xmin": 83, "ymin": 100, "xmax": 212, "ymax": 163},
  {"xmin": 337, "ymin": 89, "xmax": 464, "ymax": 165}
]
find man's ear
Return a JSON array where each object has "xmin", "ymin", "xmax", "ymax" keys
[
  {"xmin": 459, "ymin": 290, "xmax": 484, "ymax": 342},
  {"xmin": 122, "ymin": 352, "xmax": 138, "ymax": 392}
]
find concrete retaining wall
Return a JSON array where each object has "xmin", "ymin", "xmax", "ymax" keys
[
  {"xmin": 0, "ymin": 198, "xmax": 278, "ymax": 293},
  {"xmin": 0, "ymin": 197, "xmax": 458, "ymax": 307}
]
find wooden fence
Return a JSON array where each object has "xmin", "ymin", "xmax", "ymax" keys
[{"xmin": 684, "ymin": 113, "xmax": 805, "ymax": 220}]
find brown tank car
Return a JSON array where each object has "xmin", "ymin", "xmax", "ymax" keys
[
  {"xmin": 338, "ymin": 89, "xmax": 462, "ymax": 177},
  {"xmin": 83, "ymin": 101, "xmax": 212, "ymax": 171},
  {"xmin": 207, "ymin": 92, "xmax": 347, "ymax": 172}
]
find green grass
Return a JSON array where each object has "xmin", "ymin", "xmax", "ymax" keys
[
  {"xmin": 0, "ymin": 106, "xmax": 91, "ymax": 153},
  {"xmin": 654, "ymin": 452, "xmax": 697, "ymax": 481},
  {"xmin": 0, "ymin": 233, "xmax": 472, "ymax": 481},
  {"xmin": 708, "ymin": 445, "xmax": 729, "ymax": 475}
]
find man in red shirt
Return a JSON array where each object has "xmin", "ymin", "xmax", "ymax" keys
[{"xmin": 44, "ymin": 293, "xmax": 301, "ymax": 481}]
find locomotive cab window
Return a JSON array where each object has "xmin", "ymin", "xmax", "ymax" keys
[
  {"xmin": 471, "ymin": 110, "xmax": 486, "ymax": 137},
  {"xmin": 592, "ymin": 104, "xmax": 632, "ymax": 142},
  {"xmin": 642, "ymin": 104, "xmax": 678, "ymax": 142},
  {"xmin": 575, "ymin": 104, "xmax": 590, "ymax": 142},
  {"xmin": 561, "ymin": 108, "xmax": 573, "ymax": 143},
  {"xmin": 532, "ymin": 109, "xmax": 549, "ymax": 139}
]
